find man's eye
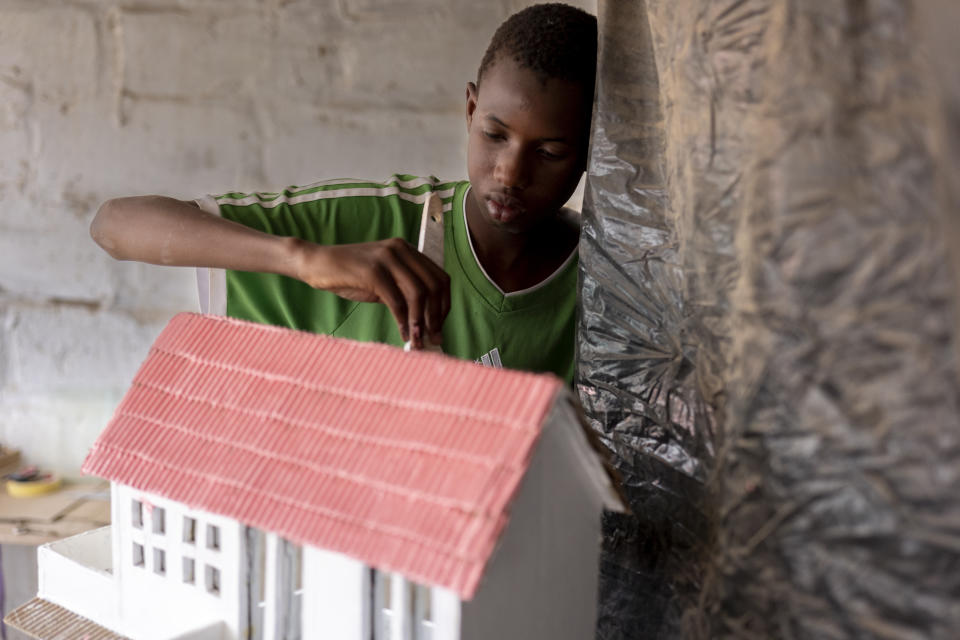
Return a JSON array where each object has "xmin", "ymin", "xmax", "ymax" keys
[
  {"xmin": 483, "ymin": 131, "xmax": 505, "ymax": 141},
  {"xmin": 539, "ymin": 148, "xmax": 563, "ymax": 160}
]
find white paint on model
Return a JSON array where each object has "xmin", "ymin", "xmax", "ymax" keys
[
  {"xmin": 38, "ymin": 526, "xmax": 117, "ymax": 627},
  {"xmin": 457, "ymin": 395, "xmax": 612, "ymax": 640},
  {"xmin": 393, "ymin": 573, "xmax": 413, "ymax": 640},
  {"xmin": 431, "ymin": 587, "xmax": 462, "ymax": 640},
  {"xmin": 112, "ymin": 485, "xmax": 242, "ymax": 639},
  {"xmin": 302, "ymin": 547, "xmax": 370, "ymax": 639}
]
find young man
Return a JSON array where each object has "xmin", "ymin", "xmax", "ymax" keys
[{"xmin": 91, "ymin": 3, "xmax": 597, "ymax": 383}]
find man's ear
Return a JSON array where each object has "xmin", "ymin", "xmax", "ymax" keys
[{"xmin": 465, "ymin": 82, "xmax": 478, "ymax": 129}]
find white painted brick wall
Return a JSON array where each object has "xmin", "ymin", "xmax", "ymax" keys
[{"xmin": 0, "ymin": 0, "xmax": 594, "ymax": 474}]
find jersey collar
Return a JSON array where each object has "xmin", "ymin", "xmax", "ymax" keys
[{"xmin": 450, "ymin": 183, "xmax": 579, "ymax": 313}]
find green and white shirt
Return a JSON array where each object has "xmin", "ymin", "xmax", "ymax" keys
[{"xmin": 196, "ymin": 175, "xmax": 578, "ymax": 382}]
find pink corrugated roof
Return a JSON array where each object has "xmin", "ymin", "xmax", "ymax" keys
[{"xmin": 82, "ymin": 313, "xmax": 562, "ymax": 599}]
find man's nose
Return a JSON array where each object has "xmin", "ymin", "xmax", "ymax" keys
[{"xmin": 495, "ymin": 147, "xmax": 529, "ymax": 191}]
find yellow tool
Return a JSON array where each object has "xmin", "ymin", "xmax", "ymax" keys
[{"xmin": 5, "ymin": 466, "xmax": 63, "ymax": 498}]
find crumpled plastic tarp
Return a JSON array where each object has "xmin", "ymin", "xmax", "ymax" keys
[{"xmin": 578, "ymin": 1, "xmax": 960, "ymax": 638}]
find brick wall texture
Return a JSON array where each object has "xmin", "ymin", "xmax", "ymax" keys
[{"xmin": 0, "ymin": 0, "xmax": 595, "ymax": 472}]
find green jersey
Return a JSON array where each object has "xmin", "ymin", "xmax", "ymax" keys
[{"xmin": 196, "ymin": 175, "xmax": 578, "ymax": 382}]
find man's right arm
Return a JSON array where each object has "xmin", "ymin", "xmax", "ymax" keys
[
  {"xmin": 91, "ymin": 195, "xmax": 301, "ymax": 274},
  {"xmin": 90, "ymin": 196, "xmax": 449, "ymax": 347}
]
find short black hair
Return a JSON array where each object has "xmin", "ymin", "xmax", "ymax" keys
[{"xmin": 478, "ymin": 3, "xmax": 598, "ymax": 98}]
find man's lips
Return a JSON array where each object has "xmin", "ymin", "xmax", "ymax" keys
[{"xmin": 486, "ymin": 195, "xmax": 525, "ymax": 222}]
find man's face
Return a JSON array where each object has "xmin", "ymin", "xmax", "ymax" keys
[{"xmin": 465, "ymin": 57, "xmax": 589, "ymax": 235}]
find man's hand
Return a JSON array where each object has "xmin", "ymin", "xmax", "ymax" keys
[
  {"xmin": 293, "ymin": 238, "xmax": 450, "ymax": 349},
  {"xmin": 91, "ymin": 197, "xmax": 449, "ymax": 348}
]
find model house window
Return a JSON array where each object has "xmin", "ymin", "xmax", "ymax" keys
[
  {"xmin": 183, "ymin": 557, "xmax": 195, "ymax": 584},
  {"xmin": 183, "ymin": 516, "xmax": 196, "ymax": 543},
  {"xmin": 152, "ymin": 506, "xmax": 166, "ymax": 534},
  {"xmin": 413, "ymin": 583, "xmax": 434, "ymax": 640},
  {"xmin": 251, "ymin": 529, "xmax": 267, "ymax": 635},
  {"xmin": 207, "ymin": 524, "xmax": 220, "ymax": 550},
  {"xmin": 289, "ymin": 543, "xmax": 304, "ymax": 639},
  {"xmin": 258, "ymin": 533, "xmax": 302, "ymax": 639},
  {"xmin": 131, "ymin": 499, "xmax": 143, "ymax": 529},
  {"xmin": 153, "ymin": 548, "xmax": 166, "ymax": 576},
  {"xmin": 373, "ymin": 573, "xmax": 433, "ymax": 640},
  {"xmin": 206, "ymin": 564, "xmax": 221, "ymax": 596},
  {"xmin": 132, "ymin": 542, "xmax": 145, "ymax": 567},
  {"xmin": 376, "ymin": 570, "xmax": 395, "ymax": 639}
]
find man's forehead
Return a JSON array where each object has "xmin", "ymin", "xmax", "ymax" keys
[
  {"xmin": 476, "ymin": 69, "xmax": 587, "ymax": 137},
  {"xmin": 482, "ymin": 112, "xmax": 571, "ymax": 143}
]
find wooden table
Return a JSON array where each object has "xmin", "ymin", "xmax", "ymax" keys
[
  {"xmin": 0, "ymin": 478, "xmax": 111, "ymax": 639},
  {"xmin": 0, "ymin": 478, "xmax": 110, "ymax": 545}
]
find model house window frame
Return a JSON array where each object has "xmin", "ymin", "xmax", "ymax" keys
[
  {"xmin": 152, "ymin": 506, "xmax": 166, "ymax": 534},
  {"xmin": 412, "ymin": 582, "xmax": 435, "ymax": 640},
  {"xmin": 129, "ymin": 498, "xmax": 170, "ymax": 577},
  {"xmin": 132, "ymin": 541, "xmax": 145, "ymax": 567},
  {"xmin": 131, "ymin": 499, "xmax": 143, "ymax": 529},
  {"xmin": 198, "ymin": 520, "xmax": 222, "ymax": 597},
  {"xmin": 372, "ymin": 570, "xmax": 435, "ymax": 640},
  {"xmin": 260, "ymin": 532, "xmax": 303, "ymax": 638},
  {"xmin": 207, "ymin": 523, "xmax": 221, "ymax": 550},
  {"xmin": 183, "ymin": 556, "xmax": 196, "ymax": 584},
  {"xmin": 374, "ymin": 569, "xmax": 398, "ymax": 639},
  {"xmin": 153, "ymin": 547, "xmax": 166, "ymax": 576},
  {"xmin": 183, "ymin": 516, "xmax": 197, "ymax": 544},
  {"xmin": 206, "ymin": 563, "xmax": 221, "ymax": 595},
  {"xmin": 125, "ymin": 492, "xmax": 224, "ymax": 600}
]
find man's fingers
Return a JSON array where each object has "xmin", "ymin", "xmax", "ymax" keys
[
  {"xmin": 402, "ymin": 281, "xmax": 427, "ymax": 350},
  {"xmin": 385, "ymin": 241, "xmax": 451, "ymax": 347},
  {"xmin": 393, "ymin": 246, "xmax": 450, "ymax": 342},
  {"xmin": 370, "ymin": 264, "xmax": 409, "ymax": 341},
  {"xmin": 311, "ymin": 240, "xmax": 450, "ymax": 348},
  {"xmin": 377, "ymin": 242, "xmax": 430, "ymax": 347}
]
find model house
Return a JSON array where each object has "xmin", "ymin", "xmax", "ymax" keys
[{"xmin": 7, "ymin": 313, "xmax": 623, "ymax": 640}]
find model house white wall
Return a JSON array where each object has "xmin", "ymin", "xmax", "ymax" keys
[
  {"xmin": 32, "ymin": 484, "xmax": 472, "ymax": 640},
  {"xmin": 248, "ymin": 529, "xmax": 304, "ymax": 640},
  {"xmin": 32, "ymin": 488, "xmax": 232, "ymax": 640},
  {"xmin": 458, "ymin": 399, "xmax": 614, "ymax": 640},
  {"xmin": 296, "ymin": 398, "xmax": 618, "ymax": 640},
  {"xmin": 302, "ymin": 548, "xmax": 462, "ymax": 640},
  {"xmin": 111, "ymin": 484, "xmax": 241, "ymax": 639},
  {"xmin": 110, "ymin": 484, "xmax": 472, "ymax": 640},
  {"xmin": 38, "ymin": 526, "xmax": 116, "ymax": 625}
]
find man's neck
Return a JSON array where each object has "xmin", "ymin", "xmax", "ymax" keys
[{"xmin": 464, "ymin": 193, "xmax": 579, "ymax": 293}]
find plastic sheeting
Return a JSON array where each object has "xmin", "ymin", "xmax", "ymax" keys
[{"xmin": 578, "ymin": 1, "xmax": 960, "ymax": 638}]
